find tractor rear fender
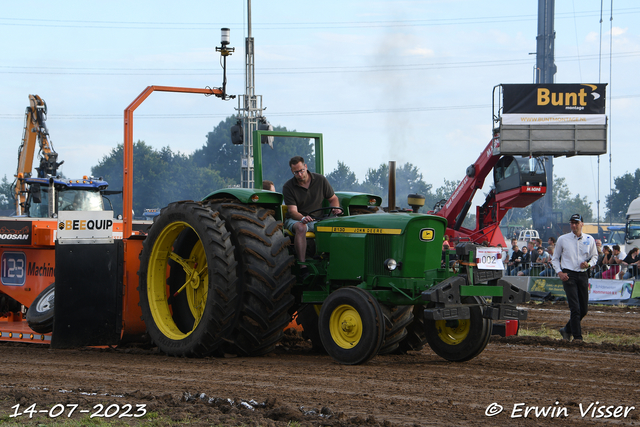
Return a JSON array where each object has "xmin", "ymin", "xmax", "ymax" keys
[
  {"xmin": 203, "ymin": 189, "xmax": 284, "ymax": 220},
  {"xmin": 202, "ymin": 188, "xmax": 283, "ymax": 205}
]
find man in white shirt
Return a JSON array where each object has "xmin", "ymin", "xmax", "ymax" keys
[
  {"xmin": 551, "ymin": 213, "xmax": 598, "ymax": 342},
  {"xmin": 611, "ymin": 245, "xmax": 627, "ymax": 277}
]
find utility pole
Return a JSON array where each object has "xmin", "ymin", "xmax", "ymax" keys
[
  {"xmin": 532, "ymin": 0, "xmax": 557, "ymax": 237},
  {"xmin": 236, "ymin": 0, "xmax": 268, "ymax": 188}
]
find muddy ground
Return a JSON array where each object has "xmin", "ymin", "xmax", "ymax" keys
[{"xmin": 1, "ymin": 301, "xmax": 639, "ymax": 426}]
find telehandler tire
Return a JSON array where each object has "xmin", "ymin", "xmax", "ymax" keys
[
  {"xmin": 378, "ymin": 305, "xmax": 413, "ymax": 355},
  {"xmin": 424, "ymin": 296, "xmax": 491, "ymax": 362},
  {"xmin": 138, "ymin": 201, "xmax": 239, "ymax": 357},
  {"xmin": 319, "ymin": 287, "xmax": 384, "ymax": 365},
  {"xmin": 207, "ymin": 201, "xmax": 295, "ymax": 356},
  {"xmin": 26, "ymin": 283, "xmax": 55, "ymax": 334}
]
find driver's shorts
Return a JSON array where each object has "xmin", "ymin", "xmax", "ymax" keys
[{"xmin": 284, "ymin": 217, "xmax": 315, "ymax": 233}]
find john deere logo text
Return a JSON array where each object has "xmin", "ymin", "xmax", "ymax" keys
[{"xmin": 58, "ymin": 219, "xmax": 113, "ymax": 231}]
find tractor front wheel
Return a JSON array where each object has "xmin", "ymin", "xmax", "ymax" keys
[
  {"xmin": 319, "ymin": 287, "xmax": 384, "ymax": 365},
  {"xmin": 424, "ymin": 296, "xmax": 491, "ymax": 362}
]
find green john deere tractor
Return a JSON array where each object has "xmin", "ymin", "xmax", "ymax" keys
[{"xmin": 137, "ymin": 131, "xmax": 529, "ymax": 365}]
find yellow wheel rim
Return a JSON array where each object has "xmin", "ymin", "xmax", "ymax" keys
[
  {"xmin": 435, "ymin": 319, "xmax": 471, "ymax": 345},
  {"xmin": 329, "ymin": 304, "xmax": 363, "ymax": 349},
  {"xmin": 148, "ymin": 221, "xmax": 208, "ymax": 340}
]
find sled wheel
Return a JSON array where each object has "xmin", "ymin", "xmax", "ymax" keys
[
  {"xmin": 319, "ymin": 287, "xmax": 384, "ymax": 365},
  {"xmin": 378, "ymin": 305, "xmax": 413, "ymax": 355},
  {"xmin": 26, "ymin": 283, "xmax": 55, "ymax": 334},
  {"xmin": 424, "ymin": 296, "xmax": 491, "ymax": 362},
  {"xmin": 138, "ymin": 201, "xmax": 238, "ymax": 357}
]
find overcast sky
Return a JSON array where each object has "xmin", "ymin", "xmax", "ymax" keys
[{"xmin": 1, "ymin": 1, "xmax": 638, "ymax": 219}]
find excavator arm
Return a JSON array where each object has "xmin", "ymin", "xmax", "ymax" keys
[{"xmin": 13, "ymin": 95, "xmax": 63, "ymax": 215}]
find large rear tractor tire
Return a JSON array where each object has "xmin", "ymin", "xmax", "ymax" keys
[
  {"xmin": 138, "ymin": 201, "xmax": 239, "ymax": 357},
  {"xmin": 378, "ymin": 305, "xmax": 413, "ymax": 355},
  {"xmin": 26, "ymin": 283, "xmax": 55, "ymax": 334},
  {"xmin": 207, "ymin": 201, "xmax": 295, "ymax": 356},
  {"xmin": 319, "ymin": 287, "xmax": 384, "ymax": 365},
  {"xmin": 424, "ymin": 296, "xmax": 491, "ymax": 362}
]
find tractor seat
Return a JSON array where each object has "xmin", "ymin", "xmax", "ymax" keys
[{"xmin": 282, "ymin": 205, "xmax": 315, "ymax": 238}]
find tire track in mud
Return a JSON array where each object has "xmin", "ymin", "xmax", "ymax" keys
[{"xmin": 1, "ymin": 302, "xmax": 639, "ymax": 427}]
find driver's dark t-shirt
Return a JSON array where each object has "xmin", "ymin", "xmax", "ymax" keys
[{"xmin": 283, "ymin": 172, "xmax": 335, "ymax": 219}]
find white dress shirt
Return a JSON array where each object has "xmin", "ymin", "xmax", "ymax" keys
[{"xmin": 551, "ymin": 232, "xmax": 598, "ymax": 273}]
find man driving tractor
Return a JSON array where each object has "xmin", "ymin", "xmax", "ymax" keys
[{"xmin": 282, "ymin": 156, "xmax": 341, "ymax": 271}]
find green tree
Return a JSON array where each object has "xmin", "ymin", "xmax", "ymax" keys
[
  {"xmin": 192, "ymin": 116, "xmax": 242, "ymax": 183},
  {"xmin": 359, "ymin": 163, "xmax": 435, "ymax": 212},
  {"xmin": 503, "ymin": 175, "xmax": 593, "ymax": 236},
  {"xmin": 360, "ymin": 163, "xmax": 389, "ymax": 198},
  {"xmin": 92, "ymin": 141, "xmax": 233, "ymax": 217},
  {"xmin": 325, "ymin": 161, "xmax": 359, "ymax": 191},
  {"xmin": 431, "ymin": 179, "xmax": 479, "ymax": 229},
  {"xmin": 0, "ymin": 175, "xmax": 14, "ymax": 211},
  {"xmin": 395, "ymin": 163, "xmax": 435, "ymax": 212},
  {"xmin": 605, "ymin": 169, "xmax": 640, "ymax": 222},
  {"xmin": 193, "ymin": 116, "xmax": 315, "ymax": 191},
  {"xmin": 501, "ymin": 206, "xmax": 532, "ymax": 229},
  {"xmin": 434, "ymin": 179, "xmax": 459, "ymax": 205},
  {"xmin": 553, "ymin": 175, "xmax": 593, "ymax": 222}
]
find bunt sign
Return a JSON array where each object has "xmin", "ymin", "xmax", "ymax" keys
[{"xmin": 501, "ymin": 83, "xmax": 607, "ymax": 125}]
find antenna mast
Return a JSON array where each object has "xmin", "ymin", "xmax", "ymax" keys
[
  {"xmin": 532, "ymin": 0, "xmax": 557, "ymax": 237},
  {"xmin": 236, "ymin": 0, "xmax": 267, "ymax": 188}
]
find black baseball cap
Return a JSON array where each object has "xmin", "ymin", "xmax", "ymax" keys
[{"xmin": 569, "ymin": 213, "xmax": 583, "ymax": 222}]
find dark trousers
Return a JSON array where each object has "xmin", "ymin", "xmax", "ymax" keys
[{"xmin": 562, "ymin": 270, "xmax": 589, "ymax": 340}]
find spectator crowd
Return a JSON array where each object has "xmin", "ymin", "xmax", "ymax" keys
[
  {"xmin": 440, "ymin": 234, "xmax": 639, "ymax": 280},
  {"xmin": 502, "ymin": 236, "xmax": 639, "ymax": 279}
]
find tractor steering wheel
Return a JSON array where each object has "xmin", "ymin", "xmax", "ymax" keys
[{"xmin": 307, "ymin": 206, "xmax": 343, "ymax": 220}]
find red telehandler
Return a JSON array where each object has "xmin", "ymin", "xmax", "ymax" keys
[{"xmin": 431, "ymin": 133, "xmax": 547, "ymax": 246}]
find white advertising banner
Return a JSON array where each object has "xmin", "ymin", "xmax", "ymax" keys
[
  {"xmin": 57, "ymin": 211, "xmax": 114, "ymax": 243},
  {"xmin": 501, "ymin": 114, "xmax": 607, "ymax": 125},
  {"xmin": 588, "ymin": 279, "xmax": 634, "ymax": 301}
]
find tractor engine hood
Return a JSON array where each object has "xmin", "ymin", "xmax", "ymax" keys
[{"xmin": 314, "ymin": 213, "xmax": 448, "ymax": 280}]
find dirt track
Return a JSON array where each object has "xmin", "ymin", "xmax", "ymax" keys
[{"xmin": 1, "ymin": 302, "xmax": 639, "ymax": 426}]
